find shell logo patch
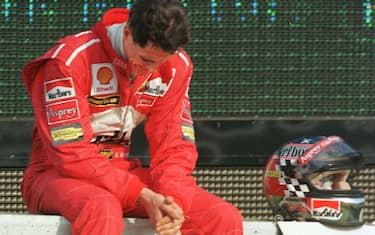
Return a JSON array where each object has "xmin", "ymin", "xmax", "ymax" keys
[
  {"xmin": 97, "ymin": 66, "xmax": 113, "ymax": 85},
  {"xmin": 91, "ymin": 63, "xmax": 118, "ymax": 95}
]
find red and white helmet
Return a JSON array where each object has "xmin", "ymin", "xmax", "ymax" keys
[{"xmin": 263, "ymin": 136, "xmax": 365, "ymax": 226}]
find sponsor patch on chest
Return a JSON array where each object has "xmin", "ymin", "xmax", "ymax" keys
[
  {"xmin": 44, "ymin": 77, "xmax": 76, "ymax": 102},
  {"xmin": 88, "ymin": 95, "xmax": 120, "ymax": 107},
  {"xmin": 136, "ymin": 96, "xmax": 157, "ymax": 107},
  {"xmin": 91, "ymin": 63, "xmax": 118, "ymax": 95}
]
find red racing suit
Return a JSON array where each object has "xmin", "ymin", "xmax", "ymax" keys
[
  {"xmin": 21, "ymin": 8, "xmax": 243, "ymax": 235},
  {"xmin": 21, "ymin": 8, "xmax": 197, "ymax": 213}
]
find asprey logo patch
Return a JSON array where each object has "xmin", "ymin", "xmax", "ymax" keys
[
  {"xmin": 91, "ymin": 63, "xmax": 118, "ymax": 95},
  {"xmin": 44, "ymin": 77, "xmax": 76, "ymax": 102},
  {"xmin": 46, "ymin": 99, "xmax": 80, "ymax": 125},
  {"xmin": 311, "ymin": 199, "xmax": 342, "ymax": 220},
  {"xmin": 136, "ymin": 96, "xmax": 156, "ymax": 107}
]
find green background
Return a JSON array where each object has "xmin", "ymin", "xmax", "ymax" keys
[{"xmin": 1, "ymin": 0, "xmax": 375, "ymax": 119}]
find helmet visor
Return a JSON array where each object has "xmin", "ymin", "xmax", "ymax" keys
[{"xmin": 297, "ymin": 140, "xmax": 364, "ymax": 176}]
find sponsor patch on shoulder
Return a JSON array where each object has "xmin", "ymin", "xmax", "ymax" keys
[
  {"xmin": 144, "ymin": 77, "xmax": 172, "ymax": 97},
  {"xmin": 44, "ymin": 77, "xmax": 76, "ymax": 102},
  {"xmin": 88, "ymin": 95, "xmax": 120, "ymax": 107},
  {"xmin": 50, "ymin": 123, "xmax": 84, "ymax": 146},
  {"xmin": 181, "ymin": 122, "xmax": 195, "ymax": 143},
  {"xmin": 46, "ymin": 99, "xmax": 80, "ymax": 125}
]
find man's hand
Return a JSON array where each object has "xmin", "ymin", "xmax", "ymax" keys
[
  {"xmin": 155, "ymin": 196, "xmax": 185, "ymax": 235},
  {"xmin": 156, "ymin": 216, "xmax": 183, "ymax": 235},
  {"xmin": 137, "ymin": 188, "xmax": 184, "ymax": 234}
]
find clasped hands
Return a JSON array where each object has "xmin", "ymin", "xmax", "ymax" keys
[{"xmin": 138, "ymin": 188, "xmax": 185, "ymax": 235}]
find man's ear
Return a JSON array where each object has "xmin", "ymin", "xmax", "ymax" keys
[{"xmin": 124, "ymin": 25, "xmax": 131, "ymax": 38}]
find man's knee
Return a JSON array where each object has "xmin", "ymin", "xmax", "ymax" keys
[
  {"xmin": 82, "ymin": 193, "xmax": 123, "ymax": 217},
  {"xmin": 213, "ymin": 202, "xmax": 243, "ymax": 225},
  {"xmin": 184, "ymin": 201, "xmax": 243, "ymax": 234},
  {"xmin": 71, "ymin": 193, "xmax": 124, "ymax": 235},
  {"xmin": 63, "ymin": 192, "xmax": 122, "ymax": 221},
  {"xmin": 206, "ymin": 202, "xmax": 243, "ymax": 235}
]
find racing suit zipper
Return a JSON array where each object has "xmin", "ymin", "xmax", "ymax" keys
[{"xmin": 120, "ymin": 75, "xmax": 137, "ymax": 146}]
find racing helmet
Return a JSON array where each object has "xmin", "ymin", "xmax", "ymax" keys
[{"xmin": 263, "ymin": 136, "xmax": 365, "ymax": 226}]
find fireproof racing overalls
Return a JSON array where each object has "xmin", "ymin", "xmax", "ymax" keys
[{"xmin": 21, "ymin": 8, "xmax": 243, "ymax": 235}]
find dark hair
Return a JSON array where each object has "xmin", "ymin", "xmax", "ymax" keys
[{"xmin": 129, "ymin": 0, "xmax": 191, "ymax": 53}]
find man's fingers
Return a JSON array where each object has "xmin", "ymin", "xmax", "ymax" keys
[
  {"xmin": 156, "ymin": 216, "xmax": 183, "ymax": 235},
  {"xmin": 157, "ymin": 225, "xmax": 181, "ymax": 235},
  {"xmin": 160, "ymin": 196, "xmax": 184, "ymax": 220},
  {"xmin": 164, "ymin": 196, "xmax": 175, "ymax": 204},
  {"xmin": 147, "ymin": 207, "xmax": 164, "ymax": 226},
  {"xmin": 160, "ymin": 202, "xmax": 183, "ymax": 219},
  {"xmin": 154, "ymin": 197, "xmax": 184, "ymax": 234},
  {"xmin": 157, "ymin": 216, "xmax": 184, "ymax": 229},
  {"xmin": 157, "ymin": 216, "xmax": 172, "ymax": 227},
  {"xmin": 153, "ymin": 209, "xmax": 164, "ymax": 224}
]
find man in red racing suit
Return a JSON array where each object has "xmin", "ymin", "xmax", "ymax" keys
[{"xmin": 21, "ymin": 1, "xmax": 243, "ymax": 235}]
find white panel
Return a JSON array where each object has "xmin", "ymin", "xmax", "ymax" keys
[{"xmin": 278, "ymin": 221, "xmax": 375, "ymax": 235}]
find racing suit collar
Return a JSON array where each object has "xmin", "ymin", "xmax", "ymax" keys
[
  {"xmin": 107, "ymin": 22, "xmax": 127, "ymax": 60},
  {"xmin": 91, "ymin": 8, "xmax": 130, "ymax": 73}
]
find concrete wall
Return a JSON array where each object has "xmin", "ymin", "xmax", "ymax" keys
[{"xmin": 0, "ymin": 214, "xmax": 374, "ymax": 235}]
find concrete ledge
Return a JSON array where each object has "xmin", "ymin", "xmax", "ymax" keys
[
  {"xmin": 0, "ymin": 214, "xmax": 278, "ymax": 235},
  {"xmin": 1, "ymin": 214, "xmax": 374, "ymax": 235},
  {"xmin": 277, "ymin": 221, "xmax": 375, "ymax": 235},
  {"xmin": 0, "ymin": 214, "xmax": 155, "ymax": 235}
]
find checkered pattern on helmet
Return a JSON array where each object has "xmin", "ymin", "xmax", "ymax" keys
[
  {"xmin": 278, "ymin": 158, "xmax": 310, "ymax": 198},
  {"xmin": 280, "ymin": 158, "xmax": 298, "ymax": 167},
  {"xmin": 279, "ymin": 176, "xmax": 310, "ymax": 198},
  {"xmin": 279, "ymin": 158, "xmax": 298, "ymax": 178}
]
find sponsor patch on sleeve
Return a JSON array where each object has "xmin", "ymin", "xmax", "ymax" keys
[
  {"xmin": 181, "ymin": 122, "xmax": 195, "ymax": 143},
  {"xmin": 50, "ymin": 123, "xmax": 84, "ymax": 146},
  {"xmin": 44, "ymin": 77, "xmax": 76, "ymax": 102},
  {"xmin": 180, "ymin": 98, "xmax": 193, "ymax": 124},
  {"xmin": 46, "ymin": 99, "xmax": 80, "ymax": 125}
]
